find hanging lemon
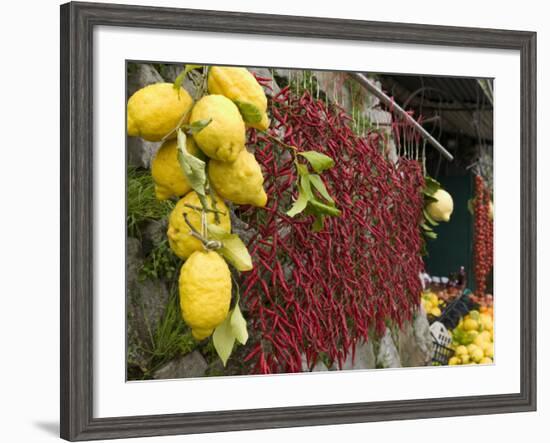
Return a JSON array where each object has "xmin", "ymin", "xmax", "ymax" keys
[
  {"xmin": 167, "ymin": 191, "xmax": 231, "ymax": 259},
  {"xmin": 208, "ymin": 66, "xmax": 270, "ymax": 131},
  {"xmin": 127, "ymin": 83, "xmax": 193, "ymax": 142},
  {"xmin": 151, "ymin": 137, "xmax": 200, "ymax": 200},
  {"xmin": 190, "ymin": 94, "xmax": 245, "ymax": 163},
  {"xmin": 179, "ymin": 250, "xmax": 231, "ymax": 340},
  {"xmin": 426, "ymin": 189, "xmax": 454, "ymax": 222},
  {"xmin": 208, "ymin": 149, "xmax": 268, "ymax": 207}
]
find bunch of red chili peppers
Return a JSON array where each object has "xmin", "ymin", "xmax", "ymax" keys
[
  {"xmin": 237, "ymin": 80, "xmax": 426, "ymax": 374},
  {"xmin": 473, "ymin": 175, "xmax": 493, "ymax": 297}
]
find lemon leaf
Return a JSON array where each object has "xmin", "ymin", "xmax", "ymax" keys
[
  {"xmin": 233, "ymin": 100, "xmax": 262, "ymax": 124},
  {"xmin": 298, "ymin": 151, "xmax": 335, "ymax": 173},
  {"xmin": 312, "ymin": 215, "xmax": 324, "ymax": 232},
  {"xmin": 184, "ymin": 118, "xmax": 212, "ymax": 135},
  {"xmin": 423, "ymin": 175, "xmax": 441, "ymax": 196},
  {"xmin": 173, "ymin": 64, "xmax": 203, "ymax": 90},
  {"xmin": 424, "ymin": 230, "xmax": 437, "ymax": 239},
  {"xmin": 230, "ymin": 304, "xmax": 249, "ymax": 345},
  {"xmin": 423, "ymin": 209, "xmax": 439, "ymax": 226},
  {"xmin": 286, "ymin": 187, "xmax": 309, "ymax": 217},
  {"xmin": 176, "ymin": 129, "xmax": 207, "ymax": 196},
  {"xmin": 213, "ymin": 313, "xmax": 235, "ymax": 367},
  {"xmin": 207, "ymin": 224, "xmax": 253, "ymax": 271},
  {"xmin": 307, "ymin": 198, "xmax": 341, "ymax": 217},
  {"xmin": 308, "ymin": 174, "xmax": 334, "ymax": 204},
  {"xmin": 420, "ymin": 222, "xmax": 433, "ymax": 231}
]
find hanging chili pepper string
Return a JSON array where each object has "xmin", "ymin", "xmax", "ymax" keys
[{"xmin": 236, "ymin": 86, "xmax": 425, "ymax": 374}]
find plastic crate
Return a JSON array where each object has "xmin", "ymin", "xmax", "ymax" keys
[{"xmin": 430, "ymin": 321, "xmax": 454, "ymax": 365}]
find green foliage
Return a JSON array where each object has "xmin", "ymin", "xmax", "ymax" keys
[
  {"xmin": 233, "ymin": 100, "xmax": 262, "ymax": 124},
  {"xmin": 127, "ymin": 167, "xmax": 174, "ymax": 238},
  {"xmin": 212, "ymin": 298, "xmax": 249, "ymax": 367},
  {"xmin": 207, "ymin": 225, "xmax": 253, "ymax": 271},
  {"xmin": 139, "ymin": 239, "xmax": 179, "ymax": 282},
  {"xmin": 177, "ymin": 130, "xmax": 207, "ymax": 197},
  {"xmin": 287, "ymin": 156, "xmax": 341, "ymax": 229},
  {"xmin": 144, "ymin": 287, "xmax": 197, "ymax": 378}
]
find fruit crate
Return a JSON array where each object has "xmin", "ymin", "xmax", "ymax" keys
[
  {"xmin": 429, "ymin": 321, "xmax": 454, "ymax": 365},
  {"xmin": 438, "ymin": 289, "xmax": 475, "ymax": 330}
]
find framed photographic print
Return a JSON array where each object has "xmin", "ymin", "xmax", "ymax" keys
[{"xmin": 60, "ymin": 1, "xmax": 536, "ymax": 441}]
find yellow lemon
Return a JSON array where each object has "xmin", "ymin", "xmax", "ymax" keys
[
  {"xmin": 460, "ymin": 354, "xmax": 471, "ymax": 364},
  {"xmin": 479, "ymin": 330, "xmax": 492, "ymax": 341},
  {"xmin": 479, "ymin": 357, "xmax": 493, "ymax": 365},
  {"xmin": 455, "ymin": 345, "xmax": 468, "ymax": 356},
  {"xmin": 209, "ymin": 149, "xmax": 268, "ymax": 207},
  {"xmin": 179, "ymin": 250, "xmax": 231, "ymax": 340},
  {"xmin": 167, "ymin": 191, "xmax": 231, "ymax": 259},
  {"xmin": 190, "ymin": 94, "xmax": 245, "ymax": 162},
  {"xmin": 151, "ymin": 137, "xmax": 201, "ymax": 200},
  {"xmin": 208, "ymin": 66, "xmax": 270, "ymax": 131},
  {"xmin": 480, "ymin": 313, "xmax": 493, "ymax": 331},
  {"xmin": 473, "ymin": 334, "xmax": 489, "ymax": 347},
  {"xmin": 470, "ymin": 347, "xmax": 484, "ymax": 363},
  {"xmin": 448, "ymin": 356, "xmax": 461, "ymax": 366},
  {"xmin": 481, "ymin": 342, "xmax": 494, "ymax": 358},
  {"xmin": 426, "ymin": 189, "xmax": 454, "ymax": 222},
  {"xmin": 423, "ymin": 301, "xmax": 434, "ymax": 312},
  {"xmin": 463, "ymin": 318, "xmax": 479, "ymax": 332},
  {"xmin": 430, "ymin": 307, "xmax": 442, "ymax": 317},
  {"xmin": 127, "ymin": 83, "xmax": 193, "ymax": 142}
]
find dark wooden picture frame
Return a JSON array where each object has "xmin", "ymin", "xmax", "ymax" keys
[{"xmin": 60, "ymin": 2, "xmax": 536, "ymax": 441}]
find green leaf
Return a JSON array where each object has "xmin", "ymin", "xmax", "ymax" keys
[
  {"xmin": 213, "ymin": 313, "xmax": 235, "ymax": 366},
  {"xmin": 230, "ymin": 304, "xmax": 248, "ymax": 345},
  {"xmin": 233, "ymin": 100, "xmax": 262, "ymax": 124},
  {"xmin": 300, "ymin": 174, "xmax": 314, "ymax": 199},
  {"xmin": 423, "ymin": 175, "xmax": 441, "ymax": 196},
  {"xmin": 296, "ymin": 163, "xmax": 309, "ymax": 177},
  {"xmin": 177, "ymin": 130, "xmax": 207, "ymax": 196},
  {"xmin": 312, "ymin": 215, "xmax": 324, "ymax": 232},
  {"xmin": 309, "ymin": 174, "xmax": 334, "ymax": 204},
  {"xmin": 173, "ymin": 64, "xmax": 203, "ymax": 90},
  {"xmin": 423, "ymin": 209, "xmax": 439, "ymax": 226},
  {"xmin": 183, "ymin": 118, "xmax": 212, "ymax": 135},
  {"xmin": 467, "ymin": 198, "xmax": 475, "ymax": 215},
  {"xmin": 308, "ymin": 198, "xmax": 341, "ymax": 217},
  {"xmin": 286, "ymin": 187, "xmax": 309, "ymax": 217},
  {"xmin": 420, "ymin": 222, "xmax": 433, "ymax": 231},
  {"xmin": 424, "ymin": 230, "xmax": 437, "ymax": 239},
  {"xmin": 298, "ymin": 151, "xmax": 335, "ymax": 173},
  {"xmin": 423, "ymin": 193, "xmax": 439, "ymax": 203},
  {"xmin": 207, "ymin": 224, "xmax": 253, "ymax": 271}
]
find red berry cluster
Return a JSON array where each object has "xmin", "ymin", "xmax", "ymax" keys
[{"xmin": 473, "ymin": 175, "xmax": 493, "ymax": 297}]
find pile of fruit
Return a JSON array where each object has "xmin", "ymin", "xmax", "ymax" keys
[
  {"xmin": 127, "ymin": 66, "xmax": 272, "ymax": 363},
  {"xmin": 421, "ymin": 291, "xmax": 445, "ymax": 318},
  {"xmin": 448, "ymin": 306, "xmax": 494, "ymax": 365}
]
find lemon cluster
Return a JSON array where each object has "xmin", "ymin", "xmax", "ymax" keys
[
  {"xmin": 448, "ymin": 308, "xmax": 494, "ymax": 365},
  {"xmin": 126, "ymin": 66, "xmax": 270, "ymax": 340},
  {"xmin": 421, "ymin": 291, "xmax": 445, "ymax": 317}
]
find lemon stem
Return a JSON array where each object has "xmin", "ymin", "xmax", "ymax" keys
[{"xmin": 183, "ymin": 203, "xmax": 226, "ymax": 216}]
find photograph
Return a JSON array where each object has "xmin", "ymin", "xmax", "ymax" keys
[{"xmin": 125, "ymin": 62, "xmax": 495, "ymax": 380}]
